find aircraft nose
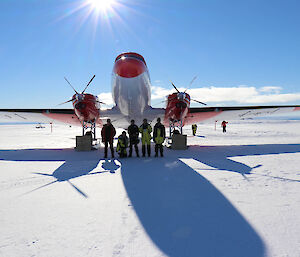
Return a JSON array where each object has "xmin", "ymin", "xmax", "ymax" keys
[{"xmin": 114, "ymin": 57, "xmax": 146, "ymax": 78}]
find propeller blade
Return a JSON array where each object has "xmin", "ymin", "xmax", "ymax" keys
[
  {"xmin": 184, "ymin": 76, "xmax": 198, "ymax": 93},
  {"xmin": 191, "ymin": 99, "xmax": 207, "ymax": 105},
  {"xmin": 64, "ymin": 77, "xmax": 79, "ymax": 94},
  {"xmin": 170, "ymin": 81, "xmax": 180, "ymax": 93},
  {"xmin": 96, "ymin": 100, "xmax": 107, "ymax": 105},
  {"xmin": 82, "ymin": 75, "xmax": 96, "ymax": 94},
  {"xmin": 189, "ymin": 76, "xmax": 197, "ymax": 87},
  {"xmin": 152, "ymin": 98, "xmax": 169, "ymax": 107},
  {"xmin": 57, "ymin": 99, "xmax": 73, "ymax": 106}
]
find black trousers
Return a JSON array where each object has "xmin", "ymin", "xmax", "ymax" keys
[
  {"xmin": 142, "ymin": 144, "xmax": 151, "ymax": 157},
  {"xmin": 155, "ymin": 144, "xmax": 163, "ymax": 156},
  {"xmin": 118, "ymin": 147, "xmax": 127, "ymax": 158},
  {"xmin": 223, "ymin": 126, "xmax": 226, "ymax": 133},
  {"xmin": 129, "ymin": 142, "xmax": 139, "ymax": 156},
  {"xmin": 104, "ymin": 140, "xmax": 114, "ymax": 157}
]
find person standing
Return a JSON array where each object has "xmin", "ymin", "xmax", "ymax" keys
[
  {"xmin": 128, "ymin": 119, "xmax": 140, "ymax": 157},
  {"xmin": 192, "ymin": 124, "xmax": 197, "ymax": 136},
  {"xmin": 116, "ymin": 131, "xmax": 129, "ymax": 158},
  {"xmin": 221, "ymin": 120, "xmax": 228, "ymax": 133},
  {"xmin": 101, "ymin": 119, "xmax": 116, "ymax": 158},
  {"xmin": 139, "ymin": 118, "xmax": 152, "ymax": 157},
  {"xmin": 153, "ymin": 117, "xmax": 166, "ymax": 157}
]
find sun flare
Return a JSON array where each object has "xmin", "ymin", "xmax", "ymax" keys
[{"xmin": 88, "ymin": 0, "xmax": 115, "ymax": 12}]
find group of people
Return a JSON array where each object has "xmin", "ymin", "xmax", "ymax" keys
[{"xmin": 101, "ymin": 118, "xmax": 166, "ymax": 158}]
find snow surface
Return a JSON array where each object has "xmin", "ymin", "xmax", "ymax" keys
[{"xmin": 0, "ymin": 120, "xmax": 299, "ymax": 257}]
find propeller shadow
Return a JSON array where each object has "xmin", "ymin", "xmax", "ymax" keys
[{"xmin": 184, "ymin": 144, "xmax": 300, "ymax": 178}]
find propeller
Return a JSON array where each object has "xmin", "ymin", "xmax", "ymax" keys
[
  {"xmin": 169, "ymin": 76, "xmax": 207, "ymax": 106},
  {"xmin": 82, "ymin": 75, "xmax": 95, "ymax": 94},
  {"xmin": 190, "ymin": 99, "xmax": 207, "ymax": 105},
  {"xmin": 170, "ymin": 81, "xmax": 180, "ymax": 93},
  {"xmin": 184, "ymin": 76, "xmax": 197, "ymax": 93},
  {"xmin": 57, "ymin": 99, "xmax": 74, "ymax": 106},
  {"xmin": 58, "ymin": 75, "xmax": 104, "ymax": 106},
  {"xmin": 64, "ymin": 77, "xmax": 79, "ymax": 94},
  {"xmin": 96, "ymin": 100, "xmax": 107, "ymax": 105}
]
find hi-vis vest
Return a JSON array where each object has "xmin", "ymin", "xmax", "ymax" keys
[
  {"xmin": 155, "ymin": 128, "xmax": 164, "ymax": 144},
  {"xmin": 116, "ymin": 136, "xmax": 127, "ymax": 153},
  {"xmin": 139, "ymin": 124, "xmax": 152, "ymax": 144}
]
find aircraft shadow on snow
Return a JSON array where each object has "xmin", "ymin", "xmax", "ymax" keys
[
  {"xmin": 0, "ymin": 148, "xmax": 120, "ymax": 198},
  {"xmin": 1, "ymin": 143, "xmax": 300, "ymax": 256}
]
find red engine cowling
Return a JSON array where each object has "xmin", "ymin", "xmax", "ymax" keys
[
  {"xmin": 72, "ymin": 93, "xmax": 100, "ymax": 123},
  {"xmin": 164, "ymin": 92, "xmax": 190, "ymax": 123}
]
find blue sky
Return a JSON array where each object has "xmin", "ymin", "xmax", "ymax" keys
[{"xmin": 0, "ymin": 0, "xmax": 300, "ymax": 108}]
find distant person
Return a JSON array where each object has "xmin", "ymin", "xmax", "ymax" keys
[
  {"xmin": 153, "ymin": 117, "xmax": 166, "ymax": 157},
  {"xmin": 101, "ymin": 119, "xmax": 116, "ymax": 158},
  {"xmin": 221, "ymin": 120, "xmax": 228, "ymax": 133},
  {"xmin": 116, "ymin": 131, "xmax": 128, "ymax": 158},
  {"xmin": 192, "ymin": 124, "xmax": 197, "ymax": 136},
  {"xmin": 139, "ymin": 118, "xmax": 152, "ymax": 157},
  {"xmin": 128, "ymin": 119, "xmax": 140, "ymax": 157}
]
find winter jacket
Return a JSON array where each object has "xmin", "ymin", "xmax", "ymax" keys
[
  {"xmin": 139, "ymin": 123, "xmax": 152, "ymax": 145},
  {"xmin": 153, "ymin": 123, "xmax": 166, "ymax": 144},
  {"xmin": 128, "ymin": 124, "xmax": 140, "ymax": 144},
  {"xmin": 221, "ymin": 121, "xmax": 228, "ymax": 127},
  {"xmin": 116, "ymin": 135, "xmax": 128, "ymax": 152},
  {"xmin": 192, "ymin": 124, "xmax": 197, "ymax": 131},
  {"xmin": 101, "ymin": 124, "xmax": 116, "ymax": 142}
]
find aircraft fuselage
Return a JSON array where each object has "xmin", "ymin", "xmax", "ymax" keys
[{"xmin": 112, "ymin": 53, "xmax": 152, "ymax": 122}]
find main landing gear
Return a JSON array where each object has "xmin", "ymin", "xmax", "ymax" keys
[
  {"xmin": 169, "ymin": 119, "xmax": 183, "ymax": 137},
  {"xmin": 82, "ymin": 120, "xmax": 97, "ymax": 141},
  {"xmin": 168, "ymin": 119, "xmax": 187, "ymax": 150}
]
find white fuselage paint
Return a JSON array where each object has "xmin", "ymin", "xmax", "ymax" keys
[{"xmin": 111, "ymin": 71, "xmax": 152, "ymax": 120}]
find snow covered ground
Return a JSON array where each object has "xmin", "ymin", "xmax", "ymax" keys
[{"xmin": 0, "ymin": 120, "xmax": 299, "ymax": 257}]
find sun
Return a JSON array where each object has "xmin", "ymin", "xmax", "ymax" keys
[{"xmin": 88, "ymin": 0, "xmax": 115, "ymax": 12}]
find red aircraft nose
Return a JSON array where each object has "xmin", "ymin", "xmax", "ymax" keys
[{"xmin": 114, "ymin": 57, "xmax": 146, "ymax": 78}]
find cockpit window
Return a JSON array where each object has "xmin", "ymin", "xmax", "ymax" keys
[{"xmin": 115, "ymin": 53, "xmax": 146, "ymax": 64}]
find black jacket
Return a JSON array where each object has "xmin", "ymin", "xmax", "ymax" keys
[
  {"xmin": 153, "ymin": 123, "xmax": 166, "ymax": 140},
  {"xmin": 128, "ymin": 124, "xmax": 139, "ymax": 144},
  {"xmin": 101, "ymin": 124, "xmax": 116, "ymax": 142}
]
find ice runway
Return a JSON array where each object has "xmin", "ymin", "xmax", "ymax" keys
[{"xmin": 0, "ymin": 121, "xmax": 299, "ymax": 257}]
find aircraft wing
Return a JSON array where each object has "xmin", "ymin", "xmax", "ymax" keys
[
  {"xmin": 0, "ymin": 109, "xmax": 81, "ymax": 125},
  {"xmin": 185, "ymin": 105, "xmax": 300, "ymax": 124},
  {"xmin": 0, "ymin": 108, "xmax": 126, "ymax": 128}
]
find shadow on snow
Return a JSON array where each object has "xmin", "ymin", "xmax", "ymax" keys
[
  {"xmin": 0, "ymin": 148, "xmax": 119, "ymax": 198},
  {"xmin": 121, "ymin": 157, "xmax": 261, "ymax": 257},
  {"xmin": 187, "ymin": 144, "xmax": 300, "ymax": 178},
  {"xmin": 1, "ymin": 144, "xmax": 300, "ymax": 256}
]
